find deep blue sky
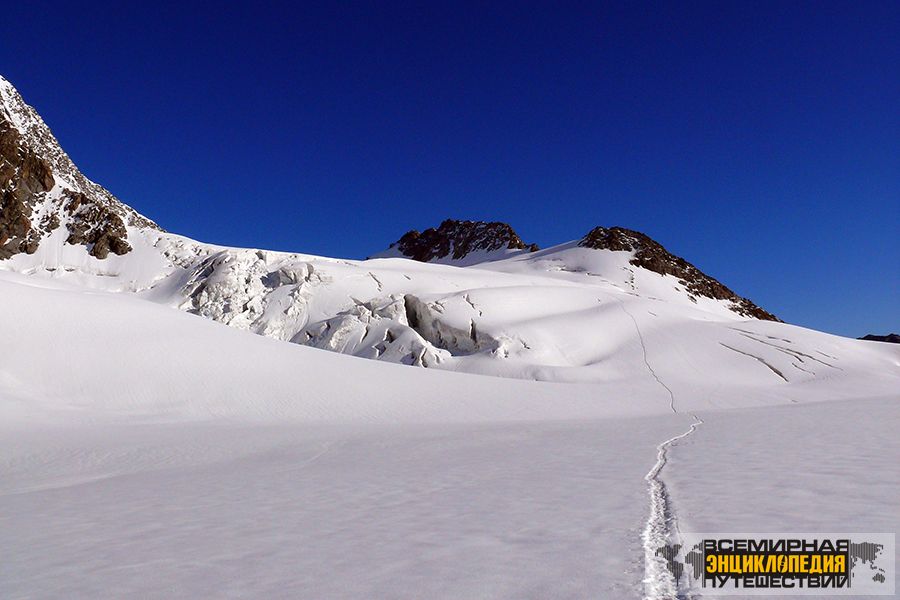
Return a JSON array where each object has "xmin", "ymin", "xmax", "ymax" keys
[{"xmin": 3, "ymin": 2, "xmax": 897, "ymax": 336}]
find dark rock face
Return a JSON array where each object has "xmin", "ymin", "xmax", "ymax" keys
[
  {"xmin": 63, "ymin": 191, "xmax": 131, "ymax": 258},
  {"xmin": 580, "ymin": 226, "xmax": 780, "ymax": 321},
  {"xmin": 390, "ymin": 219, "xmax": 538, "ymax": 262},
  {"xmin": 0, "ymin": 75, "xmax": 159, "ymax": 261},
  {"xmin": 0, "ymin": 119, "xmax": 55, "ymax": 194},
  {"xmin": 0, "ymin": 190, "xmax": 38, "ymax": 257},
  {"xmin": 859, "ymin": 333, "xmax": 900, "ymax": 344},
  {"xmin": 0, "ymin": 115, "xmax": 133, "ymax": 260},
  {"xmin": 0, "ymin": 120, "xmax": 57, "ymax": 258}
]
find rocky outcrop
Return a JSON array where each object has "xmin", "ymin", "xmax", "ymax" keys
[
  {"xmin": 63, "ymin": 191, "xmax": 132, "ymax": 258},
  {"xmin": 0, "ymin": 75, "xmax": 159, "ymax": 260},
  {"xmin": 0, "ymin": 118, "xmax": 57, "ymax": 258},
  {"xmin": 580, "ymin": 226, "xmax": 779, "ymax": 321},
  {"xmin": 859, "ymin": 333, "xmax": 900, "ymax": 344},
  {"xmin": 386, "ymin": 219, "xmax": 538, "ymax": 262}
]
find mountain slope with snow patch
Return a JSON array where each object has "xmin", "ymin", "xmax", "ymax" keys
[
  {"xmin": 1, "ymin": 73, "xmax": 899, "ymax": 600},
  {"xmin": 1, "ymin": 74, "xmax": 897, "ymax": 396}
]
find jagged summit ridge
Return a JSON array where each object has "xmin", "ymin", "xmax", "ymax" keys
[
  {"xmin": 0, "ymin": 75, "xmax": 158, "ymax": 259},
  {"xmin": 859, "ymin": 333, "xmax": 900, "ymax": 344},
  {"xmin": 375, "ymin": 219, "xmax": 777, "ymax": 321},
  {"xmin": 381, "ymin": 219, "xmax": 539, "ymax": 263},
  {"xmin": 579, "ymin": 225, "xmax": 779, "ymax": 321}
]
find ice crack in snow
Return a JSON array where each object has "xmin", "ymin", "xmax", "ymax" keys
[
  {"xmin": 719, "ymin": 342, "xmax": 788, "ymax": 382},
  {"xmin": 619, "ymin": 302, "xmax": 676, "ymax": 414},
  {"xmin": 367, "ymin": 271, "xmax": 384, "ymax": 292}
]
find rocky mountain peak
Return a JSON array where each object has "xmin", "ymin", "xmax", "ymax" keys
[
  {"xmin": 385, "ymin": 219, "xmax": 539, "ymax": 263},
  {"xmin": 579, "ymin": 225, "xmax": 780, "ymax": 321},
  {"xmin": 858, "ymin": 333, "xmax": 900, "ymax": 344},
  {"xmin": 0, "ymin": 75, "xmax": 159, "ymax": 260}
]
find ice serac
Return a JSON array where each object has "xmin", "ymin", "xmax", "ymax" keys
[
  {"xmin": 372, "ymin": 219, "xmax": 540, "ymax": 265},
  {"xmin": 0, "ymin": 75, "xmax": 159, "ymax": 260},
  {"xmin": 579, "ymin": 225, "xmax": 779, "ymax": 321}
]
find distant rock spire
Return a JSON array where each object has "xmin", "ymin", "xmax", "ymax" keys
[{"xmin": 382, "ymin": 219, "xmax": 538, "ymax": 263}]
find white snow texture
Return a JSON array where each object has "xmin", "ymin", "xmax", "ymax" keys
[{"xmin": 1, "ymin": 74, "xmax": 898, "ymax": 599}]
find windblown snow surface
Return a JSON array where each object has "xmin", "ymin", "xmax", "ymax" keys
[{"xmin": 2, "ymin": 255, "xmax": 898, "ymax": 599}]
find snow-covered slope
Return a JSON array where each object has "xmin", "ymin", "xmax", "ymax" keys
[
  {"xmin": 1, "ymin": 74, "xmax": 897, "ymax": 396},
  {"xmin": 2, "ymin": 266, "xmax": 898, "ymax": 599},
  {"xmin": 8, "ymin": 223, "xmax": 898, "ymax": 394},
  {"xmin": 2, "ymin": 74, "xmax": 899, "ymax": 599}
]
